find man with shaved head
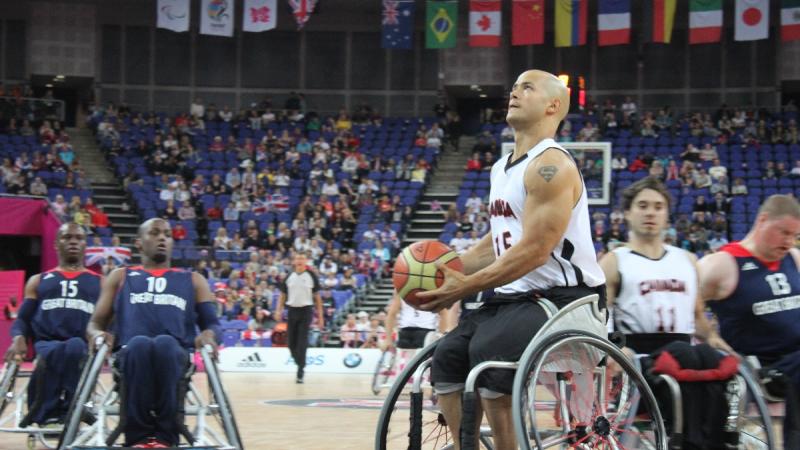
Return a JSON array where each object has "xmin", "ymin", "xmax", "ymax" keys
[
  {"xmin": 417, "ymin": 70, "xmax": 606, "ymax": 449},
  {"xmin": 4, "ymin": 223, "xmax": 101, "ymax": 426},
  {"xmin": 88, "ymin": 218, "xmax": 219, "ymax": 447}
]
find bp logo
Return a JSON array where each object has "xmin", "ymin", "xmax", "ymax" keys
[{"xmin": 343, "ymin": 353, "xmax": 362, "ymax": 368}]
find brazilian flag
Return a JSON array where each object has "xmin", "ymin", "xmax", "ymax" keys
[{"xmin": 426, "ymin": 1, "xmax": 457, "ymax": 49}]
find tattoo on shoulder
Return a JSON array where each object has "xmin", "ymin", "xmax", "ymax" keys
[{"xmin": 538, "ymin": 165, "xmax": 558, "ymax": 182}]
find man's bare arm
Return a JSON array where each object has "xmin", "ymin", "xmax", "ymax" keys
[
  {"xmin": 459, "ymin": 233, "xmax": 495, "ymax": 275},
  {"xmin": 697, "ymin": 251, "xmax": 738, "ymax": 301},
  {"xmin": 598, "ymin": 251, "xmax": 620, "ymax": 311},
  {"xmin": 87, "ymin": 268, "xmax": 124, "ymax": 348}
]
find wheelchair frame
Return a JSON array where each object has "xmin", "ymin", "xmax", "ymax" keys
[
  {"xmin": 0, "ymin": 359, "xmax": 83, "ymax": 450},
  {"xmin": 376, "ymin": 293, "xmax": 670, "ymax": 450},
  {"xmin": 56, "ymin": 340, "xmax": 243, "ymax": 450}
]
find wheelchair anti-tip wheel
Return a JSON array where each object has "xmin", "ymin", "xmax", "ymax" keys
[{"xmin": 513, "ymin": 330, "xmax": 669, "ymax": 450}]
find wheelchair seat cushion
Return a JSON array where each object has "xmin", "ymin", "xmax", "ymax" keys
[{"xmin": 651, "ymin": 342, "xmax": 739, "ymax": 382}]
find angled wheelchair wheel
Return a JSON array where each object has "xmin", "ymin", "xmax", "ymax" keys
[
  {"xmin": 201, "ymin": 346, "xmax": 244, "ymax": 450},
  {"xmin": 57, "ymin": 343, "xmax": 109, "ymax": 450},
  {"xmin": 0, "ymin": 361, "xmax": 19, "ymax": 417},
  {"xmin": 375, "ymin": 341, "xmax": 493, "ymax": 450},
  {"xmin": 726, "ymin": 367, "xmax": 776, "ymax": 450},
  {"xmin": 513, "ymin": 330, "xmax": 668, "ymax": 450},
  {"xmin": 372, "ymin": 349, "xmax": 397, "ymax": 396}
]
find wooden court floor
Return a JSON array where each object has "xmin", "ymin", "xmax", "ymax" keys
[{"xmin": 0, "ymin": 373, "xmax": 385, "ymax": 450}]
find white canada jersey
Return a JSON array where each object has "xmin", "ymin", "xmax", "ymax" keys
[
  {"xmin": 398, "ymin": 300, "xmax": 438, "ymax": 330},
  {"xmin": 489, "ymin": 138, "xmax": 604, "ymax": 294},
  {"xmin": 611, "ymin": 245, "xmax": 697, "ymax": 334}
]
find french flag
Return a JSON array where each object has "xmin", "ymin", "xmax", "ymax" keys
[{"xmin": 597, "ymin": 0, "xmax": 630, "ymax": 46}]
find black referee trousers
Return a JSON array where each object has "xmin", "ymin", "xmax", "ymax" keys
[{"xmin": 287, "ymin": 305, "xmax": 313, "ymax": 372}]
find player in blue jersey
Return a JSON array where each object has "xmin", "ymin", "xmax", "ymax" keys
[
  {"xmin": 698, "ymin": 194, "xmax": 800, "ymax": 449},
  {"xmin": 87, "ymin": 218, "xmax": 219, "ymax": 448},
  {"xmin": 3, "ymin": 222, "xmax": 101, "ymax": 426}
]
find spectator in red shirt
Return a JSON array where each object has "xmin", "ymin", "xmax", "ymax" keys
[
  {"xmin": 628, "ymin": 154, "xmax": 648, "ymax": 172},
  {"xmin": 465, "ymin": 152, "xmax": 483, "ymax": 171},
  {"xmin": 206, "ymin": 204, "xmax": 222, "ymax": 220},
  {"xmin": 172, "ymin": 223, "xmax": 187, "ymax": 241},
  {"xmin": 90, "ymin": 206, "xmax": 110, "ymax": 229}
]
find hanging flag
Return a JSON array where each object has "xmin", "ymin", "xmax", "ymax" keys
[
  {"xmin": 469, "ymin": 1, "xmax": 502, "ymax": 47},
  {"xmin": 157, "ymin": 0, "xmax": 190, "ymax": 33},
  {"xmin": 689, "ymin": 0, "xmax": 722, "ymax": 44},
  {"xmin": 649, "ymin": 0, "xmax": 677, "ymax": 43},
  {"xmin": 200, "ymin": 0, "xmax": 234, "ymax": 37},
  {"xmin": 426, "ymin": 1, "xmax": 458, "ymax": 49},
  {"xmin": 555, "ymin": 0, "xmax": 587, "ymax": 47},
  {"xmin": 782, "ymin": 0, "xmax": 800, "ymax": 41},
  {"xmin": 512, "ymin": 0, "xmax": 545, "ymax": 46},
  {"xmin": 736, "ymin": 0, "xmax": 769, "ymax": 40},
  {"xmin": 288, "ymin": 0, "xmax": 318, "ymax": 29},
  {"xmin": 597, "ymin": 0, "xmax": 630, "ymax": 46},
  {"xmin": 382, "ymin": 0, "xmax": 415, "ymax": 49},
  {"xmin": 243, "ymin": 0, "xmax": 277, "ymax": 32},
  {"xmin": 85, "ymin": 246, "xmax": 132, "ymax": 269}
]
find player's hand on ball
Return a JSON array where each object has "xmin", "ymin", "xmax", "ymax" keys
[{"xmin": 416, "ymin": 263, "xmax": 469, "ymax": 313}]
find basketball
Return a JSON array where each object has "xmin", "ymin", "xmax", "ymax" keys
[{"xmin": 392, "ymin": 240, "xmax": 463, "ymax": 309}]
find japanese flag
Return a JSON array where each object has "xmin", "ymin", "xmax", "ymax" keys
[{"xmin": 735, "ymin": 0, "xmax": 769, "ymax": 41}]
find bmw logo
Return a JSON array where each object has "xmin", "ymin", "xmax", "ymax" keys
[{"xmin": 343, "ymin": 353, "xmax": 362, "ymax": 368}]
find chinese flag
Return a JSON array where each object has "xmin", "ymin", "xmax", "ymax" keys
[{"xmin": 513, "ymin": 0, "xmax": 545, "ymax": 45}]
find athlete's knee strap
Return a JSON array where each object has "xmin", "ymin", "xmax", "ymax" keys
[{"xmin": 196, "ymin": 301, "xmax": 221, "ymax": 342}]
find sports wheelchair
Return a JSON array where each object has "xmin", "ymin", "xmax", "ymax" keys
[
  {"xmin": 629, "ymin": 350, "xmax": 778, "ymax": 450},
  {"xmin": 375, "ymin": 294, "xmax": 669, "ymax": 450},
  {"xmin": 0, "ymin": 356, "xmax": 101, "ymax": 450},
  {"xmin": 54, "ymin": 338, "xmax": 243, "ymax": 450}
]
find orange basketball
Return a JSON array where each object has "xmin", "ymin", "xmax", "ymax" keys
[{"xmin": 392, "ymin": 240, "xmax": 463, "ymax": 309}]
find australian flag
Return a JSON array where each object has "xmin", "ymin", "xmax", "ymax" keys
[{"xmin": 382, "ymin": 0, "xmax": 415, "ymax": 49}]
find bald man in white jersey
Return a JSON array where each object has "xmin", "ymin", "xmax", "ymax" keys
[{"xmin": 417, "ymin": 70, "xmax": 606, "ymax": 450}]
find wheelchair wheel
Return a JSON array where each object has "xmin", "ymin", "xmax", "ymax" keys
[
  {"xmin": 512, "ymin": 330, "xmax": 668, "ymax": 450},
  {"xmin": 375, "ymin": 341, "xmax": 493, "ymax": 450},
  {"xmin": 57, "ymin": 343, "xmax": 108, "ymax": 450},
  {"xmin": 372, "ymin": 349, "xmax": 397, "ymax": 396},
  {"xmin": 202, "ymin": 346, "xmax": 244, "ymax": 450},
  {"xmin": 726, "ymin": 368, "xmax": 776, "ymax": 449},
  {"xmin": 0, "ymin": 361, "xmax": 19, "ymax": 417}
]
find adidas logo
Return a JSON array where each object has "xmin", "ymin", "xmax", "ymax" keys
[
  {"xmin": 128, "ymin": 271, "xmax": 141, "ymax": 276},
  {"xmin": 742, "ymin": 262, "xmax": 758, "ymax": 271},
  {"xmin": 237, "ymin": 352, "xmax": 267, "ymax": 368},
  {"xmin": 43, "ymin": 273, "xmax": 54, "ymax": 280}
]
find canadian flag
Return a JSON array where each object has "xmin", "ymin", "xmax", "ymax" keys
[
  {"xmin": 735, "ymin": 0, "xmax": 769, "ymax": 41},
  {"xmin": 469, "ymin": 0, "xmax": 502, "ymax": 47}
]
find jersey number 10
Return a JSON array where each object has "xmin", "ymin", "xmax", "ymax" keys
[{"xmin": 146, "ymin": 277, "xmax": 167, "ymax": 293}]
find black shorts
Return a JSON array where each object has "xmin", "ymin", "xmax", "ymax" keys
[
  {"xmin": 431, "ymin": 284, "xmax": 606, "ymax": 395},
  {"xmin": 397, "ymin": 327, "xmax": 434, "ymax": 349}
]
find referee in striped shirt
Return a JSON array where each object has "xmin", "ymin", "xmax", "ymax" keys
[{"xmin": 275, "ymin": 252, "xmax": 324, "ymax": 383}]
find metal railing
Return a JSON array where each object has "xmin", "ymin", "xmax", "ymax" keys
[{"xmin": 0, "ymin": 96, "xmax": 66, "ymax": 123}]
